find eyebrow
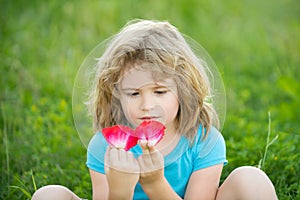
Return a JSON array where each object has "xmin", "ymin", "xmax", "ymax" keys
[
  {"xmin": 121, "ymin": 85, "xmax": 169, "ymax": 91},
  {"xmin": 121, "ymin": 88, "xmax": 138, "ymax": 91}
]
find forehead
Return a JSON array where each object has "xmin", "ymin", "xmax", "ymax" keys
[{"xmin": 120, "ymin": 67, "xmax": 176, "ymax": 89}]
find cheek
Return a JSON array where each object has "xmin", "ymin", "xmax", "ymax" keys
[
  {"xmin": 164, "ymin": 98, "xmax": 179, "ymax": 121},
  {"xmin": 120, "ymin": 98, "xmax": 138, "ymax": 120}
]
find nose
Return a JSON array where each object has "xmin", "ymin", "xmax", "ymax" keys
[{"xmin": 139, "ymin": 93, "xmax": 155, "ymax": 111}]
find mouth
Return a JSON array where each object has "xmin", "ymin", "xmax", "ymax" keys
[{"xmin": 139, "ymin": 116, "xmax": 159, "ymax": 121}]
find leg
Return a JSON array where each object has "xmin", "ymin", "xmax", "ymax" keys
[
  {"xmin": 31, "ymin": 185, "xmax": 82, "ymax": 200},
  {"xmin": 216, "ymin": 166, "xmax": 278, "ymax": 200}
]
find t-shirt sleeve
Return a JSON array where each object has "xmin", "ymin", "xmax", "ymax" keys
[
  {"xmin": 86, "ymin": 133, "xmax": 108, "ymax": 174},
  {"xmin": 193, "ymin": 126, "xmax": 227, "ymax": 171}
]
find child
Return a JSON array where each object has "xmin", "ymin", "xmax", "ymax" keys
[{"xmin": 32, "ymin": 19, "xmax": 278, "ymax": 200}]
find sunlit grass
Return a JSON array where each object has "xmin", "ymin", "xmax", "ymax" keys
[{"xmin": 1, "ymin": 0, "xmax": 299, "ymax": 199}]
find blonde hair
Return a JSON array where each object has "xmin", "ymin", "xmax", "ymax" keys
[{"xmin": 88, "ymin": 19, "xmax": 219, "ymax": 142}]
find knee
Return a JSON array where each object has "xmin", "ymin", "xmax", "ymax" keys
[
  {"xmin": 231, "ymin": 166, "xmax": 267, "ymax": 179},
  {"xmin": 229, "ymin": 166, "xmax": 272, "ymax": 187},
  {"xmin": 225, "ymin": 166, "xmax": 277, "ymax": 199},
  {"xmin": 31, "ymin": 185, "xmax": 73, "ymax": 200}
]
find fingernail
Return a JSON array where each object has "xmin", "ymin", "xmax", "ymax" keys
[{"xmin": 139, "ymin": 139, "xmax": 147, "ymax": 145}]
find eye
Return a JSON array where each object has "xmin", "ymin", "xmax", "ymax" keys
[
  {"xmin": 154, "ymin": 90, "xmax": 168, "ymax": 95},
  {"xmin": 128, "ymin": 91, "xmax": 140, "ymax": 96}
]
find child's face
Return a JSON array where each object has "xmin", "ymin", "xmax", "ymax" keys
[{"xmin": 119, "ymin": 67, "xmax": 179, "ymax": 132}]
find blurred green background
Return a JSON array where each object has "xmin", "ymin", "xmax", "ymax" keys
[{"xmin": 1, "ymin": 0, "xmax": 299, "ymax": 199}]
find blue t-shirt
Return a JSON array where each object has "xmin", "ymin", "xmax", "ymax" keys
[{"xmin": 86, "ymin": 126, "xmax": 227, "ymax": 199}]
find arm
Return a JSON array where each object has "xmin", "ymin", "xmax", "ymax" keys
[
  {"xmin": 183, "ymin": 127, "xmax": 226, "ymax": 199},
  {"xmin": 138, "ymin": 143, "xmax": 182, "ymax": 200},
  {"xmin": 139, "ymin": 154, "xmax": 223, "ymax": 200},
  {"xmin": 105, "ymin": 147, "xmax": 140, "ymax": 200},
  {"xmin": 89, "ymin": 169, "xmax": 109, "ymax": 200},
  {"xmin": 139, "ymin": 175, "xmax": 182, "ymax": 200},
  {"xmin": 184, "ymin": 164, "xmax": 223, "ymax": 200},
  {"xmin": 89, "ymin": 147, "xmax": 140, "ymax": 200}
]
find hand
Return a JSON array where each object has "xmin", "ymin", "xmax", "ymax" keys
[
  {"xmin": 138, "ymin": 141, "xmax": 165, "ymax": 187},
  {"xmin": 105, "ymin": 147, "xmax": 140, "ymax": 199}
]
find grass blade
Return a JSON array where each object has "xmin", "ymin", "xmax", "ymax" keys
[{"xmin": 9, "ymin": 186, "xmax": 31, "ymax": 199}]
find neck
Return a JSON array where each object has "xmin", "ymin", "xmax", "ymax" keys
[{"xmin": 156, "ymin": 126, "xmax": 180, "ymax": 156}]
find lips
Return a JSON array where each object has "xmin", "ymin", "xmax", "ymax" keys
[
  {"xmin": 139, "ymin": 116, "xmax": 158, "ymax": 121},
  {"xmin": 102, "ymin": 121, "xmax": 165, "ymax": 151}
]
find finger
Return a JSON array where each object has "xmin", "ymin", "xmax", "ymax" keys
[
  {"xmin": 138, "ymin": 152, "xmax": 153, "ymax": 172},
  {"xmin": 118, "ymin": 148, "xmax": 127, "ymax": 162},
  {"xmin": 146, "ymin": 145, "xmax": 164, "ymax": 170},
  {"xmin": 105, "ymin": 146, "xmax": 113, "ymax": 165},
  {"xmin": 127, "ymin": 152, "xmax": 140, "ymax": 173},
  {"xmin": 138, "ymin": 155, "xmax": 147, "ymax": 172},
  {"xmin": 109, "ymin": 148, "xmax": 119, "ymax": 167},
  {"xmin": 104, "ymin": 146, "xmax": 110, "ymax": 171},
  {"xmin": 143, "ymin": 143, "xmax": 162, "ymax": 162},
  {"xmin": 127, "ymin": 151, "xmax": 135, "ymax": 162},
  {"xmin": 151, "ymin": 151, "xmax": 164, "ymax": 169},
  {"xmin": 147, "ymin": 143, "xmax": 156, "ymax": 153},
  {"xmin": 104, "ymin": 146, "xmax": 110, "ymax": 161},
  {"xmin": 139, "ymin": 140, "xmax": 150, "ymax": 154}
]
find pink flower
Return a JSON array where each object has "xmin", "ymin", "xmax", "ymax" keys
[
  {"xmin": 135, "ymin": 121, "xmax": 166, "ymax": 146},
  {"xmin": 102, "ymin": 121, "xmax": 166, "ymax": 151},
  {"xmin": 102, "ymin": 125, "xmax": 138, "ymax": 151}
]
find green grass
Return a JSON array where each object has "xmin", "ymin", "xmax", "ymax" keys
[{"xmin": 1, "ymin": 0, "xmax": 299, "ymax": 199}]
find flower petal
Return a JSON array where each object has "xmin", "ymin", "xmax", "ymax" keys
[
  {"xmin": 102, "ymin": 125, "xmax": 138, "ymax": 151},
  {"xmin": 135, "ymin": 121, "xmax": 166, "ymax": 146}
]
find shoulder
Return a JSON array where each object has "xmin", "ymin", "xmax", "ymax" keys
[
  {"xmin": 88, "ymin": 132, "xmax": 108, "ymax": 152},
  {"xmin": 86, "ymin": 132, "xmax": 108, "ymax": 173},
  {"xmin": 191, "ymin": 125, "xmax": 227, "ymax": 169},
  {"xmin": 194, "ymin": 126, "xmax": 225, "ymax": 148},
  {"xmin": 200, "ymin": 126, "xmax": 226, "ymax": 157}
]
